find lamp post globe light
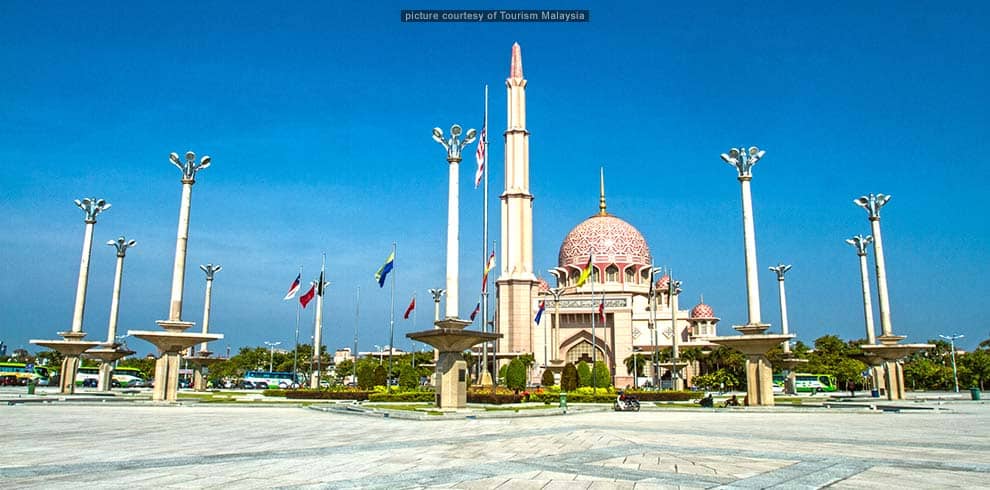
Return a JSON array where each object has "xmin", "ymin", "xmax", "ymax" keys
[
  {"xmin": 264, "ymin": 341, "xmax": 282, "ymax": 372},
  {"xmin": 432, "ymin": 125, "xmax": 476, "ymax": 320},
  {"xmin": 767, "ymin": 263, "xmax": 793, "ymax": 353},
  {"xmin": 938, "ymin": 334, "xmax": 964, "ymax": 393},
  {"xmin": 845, "ymin": 235, "xmax": 876, "ymax": 345},
  {"xmin": 853, "ymin": 193, "xmax": 896, "ymax": 341},
  {"xmin": 720, "ymin": 147, "xmax": 766, "ymax": 326}
]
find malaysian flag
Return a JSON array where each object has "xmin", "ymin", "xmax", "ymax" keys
[
  {"xmin": 283, "ymin": 273, "xmax": 301, "ymax": 301},
  {"xmin": 474, "ymin": 124, "xmax": 487, "ymax": 188}
]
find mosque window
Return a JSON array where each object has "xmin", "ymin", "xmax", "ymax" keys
[
  {"xmin": 591, "ymin": 267, "xmax": 600, "ymax": 283},
  {"xmin": 625, "ymin": 268, "xmax": 635, "ymax": 284},
  {"xmin": 566, "ymin": 341, "xmax": 601, "ymax": 365},
  {"xmin": 606, "ymin": 265, "xmax": 618, "ymax": 282},
  {"xmin": 569, "ymin": 270, "xmax": 579, "ymax": 286}
]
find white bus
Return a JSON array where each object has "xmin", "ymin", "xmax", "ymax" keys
[{"xmin": 243, "ymin": 371, "xmax": 299, "ymax": 389}]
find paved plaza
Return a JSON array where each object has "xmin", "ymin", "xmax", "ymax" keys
[{"xmin": 1, "ymin": 398, "xmax": 988, "ymax": 489}]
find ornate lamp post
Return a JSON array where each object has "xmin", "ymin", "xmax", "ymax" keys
[
  {"xmin": 845, "ymin": 235, "xmax": 876, "ymax": 345},
  {"xmin": 708, "ymin": 147, "xmax": 793, "ymax": 406},
  {"xmin": 855, "ymin": 193, "xmax": 933, "ymax": 400},
  {"xmin": 93, "ymin": 236, "xmax": 137, "ymax": 391},
  {"xmin": 547, "ymin": 286, "xmax": 566, "ymax": 365},
  {"xmin": 720, "ymin": 147, "xmax": 766, "ymax": 327},
  {"xmin": 129, "ymin": 151, "xmax": 222, "ymax": 403},
  {"xmin": 648, "ymin": 265, "xmax": 662, "ymax": 388},
  {"xmin": 432, "ymin": 124, "xmax": 476, "ymax": 320},
  {"xmin": 31, "ymin": 198, "xmax": 111, "ymax": 394},
  {"xmin": 767, "ymin": 264, "xmax": 793, "ymax": 353},
  {"xmin": 185, "ymin": 263, "xmax": 222, "ymax": 391},
  {"xmin": 939, "ymin": 334, "xmax": 964, "ymax": 393},
  {"xmin": 667, "ymin": 273, "xmax": 684, "ymax": 391}
]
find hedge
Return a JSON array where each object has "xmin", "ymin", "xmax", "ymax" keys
[
  {"xmin": 626, "ymin": 390, "xmax": 697, "ymax": 402},
  {"xmin": 368, "ymin": 391, "xmax": 436, "ymax": 402},
  {"xmin": 283, "ymin": 389, "xmax": 373, "ymax": 400},
  {"xmin": 467, "ymin": 392, "xmax": 523, "ymax": 404}
]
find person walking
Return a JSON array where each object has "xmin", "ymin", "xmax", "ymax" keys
[{"xmin": 846, "ymin": 380, "xmax": 856, "ymax": 398}]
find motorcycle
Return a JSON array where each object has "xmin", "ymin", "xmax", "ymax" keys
[{"xmin": 614, "ymin": 394, "xmax": 641, "ymax": 412}]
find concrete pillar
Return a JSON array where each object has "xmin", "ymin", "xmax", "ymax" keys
[
  {"xmin": 169, "ymin": 182, "xmax": 193, "ymax": 321},
  {"xmin": 71, "ymin": 222, "xmax": 96, "ymax": 333},
  {"xmin": 739, "ymin": 178, "xmax": 761, "ymax": 324},
  {"xmin": 437, "ymin": 352, "xmax": 468, "ymax": 409},
  {"xmin": 310, "ymin": 284, "xmax": 325, "ymax": 389},
  {"xmin": 445, "ymin": 155, "xmax": 461, "ymax": 319},
  {"xmin": 857, "ymin": 249, "xmax": 876, "ymax": 344},
  {"xmin": 870, "ymin": 218, "xmax": 893, "ymax": 339},
  {"xmin": 745, "ymin": 354, "xmax": 775, "ymax": 406}
]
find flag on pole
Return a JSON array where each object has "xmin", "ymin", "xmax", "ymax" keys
[
  {"xmin": 283, "ymin": 273, "xmax": 301, "ymax": 300},
  {"xmin": 474, "ymin": 125, "xmax": 487, "ymax": 188},
  {"xmin": 299, "ymin": 284, "xmax": 316, "ymax": 308},
  {"xmin": 534, "ymin": 300, "xmax": 546, "ymax": 325},
  {"xmin": 317, "ymin": 269, "xmax": 326, "ymax": 296},
  {"xmin": 375, "ymin": 251, "xmax": 395, "ymax": 288},
  {"xmin": 575, "ymin": 254, "xmax": 594, "ymax": 287},
  {"xmin": 403, "ymin": 296, "xmax": 416, "ymax": 319},
  {"xmin": 482, "ymin": 250, "xmax": 496, "ymax": 293},
  {"xmin": 598, "ymin": 295, "xmax": 606, "ymax": 324},
  {"xmin": 469, "ymin": 302, "xmax": 481, "ymax": 321}
]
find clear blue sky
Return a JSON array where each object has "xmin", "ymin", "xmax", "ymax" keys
[{"xmin": 2, "ymin": 1, "xmax": 988, "ymax": 357}]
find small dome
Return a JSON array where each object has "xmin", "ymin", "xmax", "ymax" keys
[
  {"xmin": 558, "ymin": 214, "xmax": 652, "ymax": 269},
  {"xmin": 655, "ymin": 274, "xmax": 670, "ymax": 291},
  {"xmin": 536, "ymin": 277, "xmax": 550, "ymax": 292},
  {"xmin": 691, "ymin": 302, "xmax": 715, "ymax": 319}
]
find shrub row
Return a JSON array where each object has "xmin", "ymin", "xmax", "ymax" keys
[
  {"xmin": 626, "ymin": 390, "xmax": 697, "ymax": 402},
  {"xmin": 367, "ymin": 391, "xmax": 436, "ymax": 402},
  {"xmin": 467, "ymin": 392, "xmax": 523, "ymax": 404},
  {"xmin": 283, "ymin": 390, "xmax": 372, "ymax": 400}
]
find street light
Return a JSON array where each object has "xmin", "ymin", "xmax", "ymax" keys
[
  {"xmin": 648, "ymin": 265, "xmax": 662, "ymax": 389},
  {"xmin": 264, "ymin": 341, "xmax": 281, "ymax": 372},
  {"xmin": 938, "ymin": 334, "xmax": 964, "ymax": 393},
  {"xmin": 374, "ymin": 345, "xmax": 383, "ymax": 365}
]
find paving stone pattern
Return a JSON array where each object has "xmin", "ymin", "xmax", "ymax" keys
[{"xmin": 1, "ymin": 402, "xmax": 987, "ymax": 488}]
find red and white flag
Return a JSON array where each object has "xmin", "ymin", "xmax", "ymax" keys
[
  {"xmin": 403, "ymin": 296, "xmax": 416, "ymax": 320},
  {"xmin": 474, "ymin": 125, "xmax": 487, "ymax": 188},
  {"xmin": 598, "ymin": 296, "xmax": 606, "ymax": 324},
  {"xmin": 469, "ymin": 302, "xmax": 481, "ymax": 321},
  {"xmin": 482, "ymin": 250, "xmax": 495, "ymax": 293},
  {"xmin": 283, "ymin": 273, "xmax": 301, "ymax": 300},
  {"xmin": 299, "ymin": 284, "xmax": 316, "ymax": 309}
]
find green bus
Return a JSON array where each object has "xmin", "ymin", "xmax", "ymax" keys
[
  {"xmin": 773, "ymin": 373, "xmax": 837, "ymax": 393},
  {"xmin": 0, "ymin": 362, "xmax": 52, "ymax": 386}
]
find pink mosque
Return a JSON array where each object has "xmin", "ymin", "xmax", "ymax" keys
[{"xmin": 494, "ymin": 43, "xmax": 720, "ymax": 388}]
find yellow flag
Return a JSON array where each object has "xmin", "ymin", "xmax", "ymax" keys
[{"xmin": 575, "ymin": 254, "xmax": 594, "ymax": 287}]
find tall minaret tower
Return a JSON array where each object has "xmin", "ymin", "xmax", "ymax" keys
[{"xmin": 496, "ymin": 42, "xmax": 537, "ymax": 356}]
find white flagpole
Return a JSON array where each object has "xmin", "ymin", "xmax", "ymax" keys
[
  {"xmin": 293, "ymin": 264, "xmax": 302, "ymax": 383},
  {"xmin": 481, "ymin": 84, "xmax": 491, "ymax": 381},
  {"xmin": 387, "ymin": 241, "xmax": 396, "ymax": 391},
  {"xmin": 353, "ymin": 285, "xmax": 360, "ymax": 385}
]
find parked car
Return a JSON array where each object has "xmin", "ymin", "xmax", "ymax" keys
[
  {"xmin": 125, "ymin": 379, "xmax": 148, "ymax": 388},
  {"xmin": 253, "ymin": 381, "xmax": 269, "ymax": 390},
  {"xmin": 238, "ymin": 380, "xmax": 254, "ymax": 389},
  {"xmin": 82, "ymin": 378, "xmax": 98, "ymax": 388}
]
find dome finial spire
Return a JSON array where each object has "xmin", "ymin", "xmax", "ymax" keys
[{"xmin": 599, "ymin": 166, "xmax": 607, "ymax": 216}]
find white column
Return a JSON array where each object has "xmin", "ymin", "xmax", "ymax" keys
[
  {"xmin": 870, "ymin": 219, "xmax": 893, "ymax": 338},
  {"xmin": 777, "ymin": 278, "xmax": 790, "ymax": 353},
  {"xmin": 200, "ymin": 278, "xmax": 214, "ymax": 352},
  {"xmin": 739, "ymin": 178, "xmax": 761, "ymax": 324},
  {"xmin": 106, "ymin": 254, "xmax": 125, "ymax": 342},
  {"xmin": 169, "ymin": 181, "xmax": 193, "ymax": 321},
  {"xmin": 71, "ymin": 222, "xmax": 96, "ymax": 333},
  {"xmin": 671, "ymin": 291, "xmax": 682, "ymax": 390},
  {"xmin": 311, "ymin": 289, "xmax": 324, "ymax": 388},
  {"xmin": 858, "ymin": 253, "xmax": 876, "ymax": 344},
  {"xmin": 445, "ymin": 157, "xmax": 461, "ymax": 319}
]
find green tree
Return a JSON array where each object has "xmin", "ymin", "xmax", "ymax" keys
[
  {"xmin": 372, "ymin": 364, "xmax": 387, "ymax": 387},
  {"xmin": 961, "ymin": 348, "xmax": 990, "ymax": 390},
  {"xmin": 623, "ymin": 353, "xmax": 648, "ymax": 377},
  {"xmin": 505, "ymin": 358, "xmax": 527, "ymax": 391},
  {"xmin": 398, "ymin": 363, "xmax": 418, "ymax": 389},
  {"xmin": 541, "ymin": 368, "xmax": 555, "ymax": 387},
  {"xmin": 560, "ymin": 362, "xmax": 578, "ymax": 391},
  {"xmin": 577, "ymin": 361, "xmax": 592, "ymax": 387},
  {"xmin": 592, "ymin": 361, "xmax": 611, "ymax": 388},
  {"xmin": 335, "ymin": 359, "xmax": 355, "ymax": 381},
  {"xmin": 356, "ymin": 358, "xmax": 377, "ymax": 389}
]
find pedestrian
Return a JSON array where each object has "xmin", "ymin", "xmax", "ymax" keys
[{"xmin": 847, "ymin": 380, "xmax": 856, "ymax": 397}]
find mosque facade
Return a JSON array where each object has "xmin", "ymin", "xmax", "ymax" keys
[{"xmin": 494, "ymin": 44, "xmax": 720, "ymax": 388}]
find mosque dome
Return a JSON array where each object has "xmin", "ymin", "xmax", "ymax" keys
[
  {"xmin": 655, "ymin": 274, "xmax": 670, "ymax": 291},
  {"xmin": 691, "ymin": 301, "xmax": 715, "ymax": 319},
  {"xmin": 558, "ymin": 214, "xmax": 652, "ymax": 269},
  {"xmin": 536, "ymin": 277, "xmax": 551, "ymax": 292}
]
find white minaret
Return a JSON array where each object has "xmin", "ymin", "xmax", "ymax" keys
[{"xmin": 497, "ymin": 42, "xmax": 538, "ymax": 355}]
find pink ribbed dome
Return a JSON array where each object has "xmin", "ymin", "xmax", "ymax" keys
[
  {"xmin": 536, "ymin": 277, "xmax": 550, "ymax": 292},
  {"xmin": 558, "ymin": 214, "xmax": 652, "ymax": 268},
  {"xmin": 691, "ymin": 302, "xmax": 715, "ymax": 318},
  {"xmin": 655, "ymin": 274, "xmax": 670, "ymax": 290}
]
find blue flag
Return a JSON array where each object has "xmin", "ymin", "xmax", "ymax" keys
[
  {"xmin": 534, "ymin": 300, "xmax": 546, "ymax": 325},
  {"xmin": 375, "ymin": 251, "xmax": 395, "ymax": 288}
]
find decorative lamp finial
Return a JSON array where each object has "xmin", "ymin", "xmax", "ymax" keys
[{"xmin": 599, "ymin": 166, "xmax": 607, "ymax": 216}]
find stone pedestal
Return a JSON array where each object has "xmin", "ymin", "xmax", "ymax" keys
[
  {"xmin": 657, "ymin": 361, "xmax": 689, "ymax": 390},
  {"xmin": 777, "ymin": 358, "xmax": 808, "ymax": 395},
  {"xmin": 129, "ymin": 320, "xmax": 222, "ymax": 402},
  {"xmin": 407, "ymin": 318, "xmax": 500, "ymax": 409},
  {"xmin": 30, "ymin": 332, "xmax": 103, "ymax": 394},
  {"xmin": 85, "ymin": 344, "xmax": 135, "ymax": 391},
  {"xmin": 184, "ymin": 352, "xmax": 223, "ymax": 391},
  {"xmin": 860, "ymin": 339, "xmax": 932, "ymax": 400},
  {"xmin": 708, "ymin": 324, "xmax": 794, "ymax": 406}
]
